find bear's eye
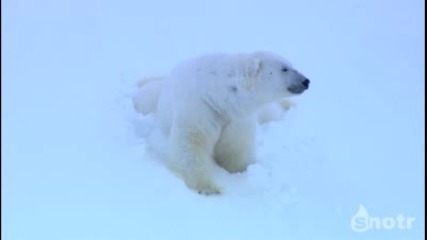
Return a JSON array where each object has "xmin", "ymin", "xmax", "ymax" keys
[{"xmin": 282, "ymin": 67, "xmax": 288, "ymax": 72}]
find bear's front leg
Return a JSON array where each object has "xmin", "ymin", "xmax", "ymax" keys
[
  {"xmin": 214, "ymin": 116, "xmax": 257, "ymax": 173},
  {"xmin": 168, "ymin": 114, "xmax": 223, "ymax": 195}
]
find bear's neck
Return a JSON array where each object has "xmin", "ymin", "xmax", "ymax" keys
[{"xmin": 202, "ymin": 93, "xmax": 259, "ymax": 121}]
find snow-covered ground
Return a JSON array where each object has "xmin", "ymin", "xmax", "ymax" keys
[{"xmin": 2, "ymin": 0, "xmax": 424, "ymax": 239}]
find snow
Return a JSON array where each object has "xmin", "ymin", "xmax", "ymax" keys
[{"xmin": 2, "ymin": 0, "xmax": 424, "ymax": 239}]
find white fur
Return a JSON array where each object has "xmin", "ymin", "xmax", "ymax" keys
[{"xmin": 133, "ymin": 51, "xmax": 309, "ymax": 194}]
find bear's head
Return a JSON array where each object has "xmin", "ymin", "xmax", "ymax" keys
[{"xmin": 244, "ymin": 51, "xmax": 309, "ymax": 104}]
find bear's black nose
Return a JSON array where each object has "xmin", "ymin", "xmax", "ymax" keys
[{"xmin": 302, "ymin": 79, "xmax": 310, "ymax": 89}]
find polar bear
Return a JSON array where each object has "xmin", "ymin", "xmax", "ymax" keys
[{"xmin": 133, "ymin": 51, "xmax": 309, "ymax": 194}]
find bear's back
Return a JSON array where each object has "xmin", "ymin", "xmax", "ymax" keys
[{"xmin": 169, "ymin": 53, "xmax": 249, "ymax": 97}]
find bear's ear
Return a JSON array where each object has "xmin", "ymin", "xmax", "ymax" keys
[{"xmin": 247, "ymin": 57, "xmax": 263, "ymax": 78}]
